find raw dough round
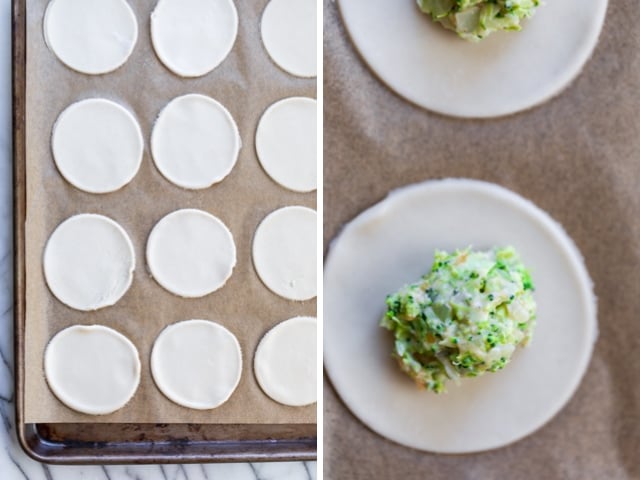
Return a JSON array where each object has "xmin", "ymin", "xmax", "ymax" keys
[
  {"xmin": 261, "ymin": 0, "xmax": 317, "ymax": 77},
  {"xmin": 254, "ymin": 316, "xmax": 317, "ymax": 406},
  {"xmin": 337, "ymin": 0, "xmax": 607, "ymax": 118},
  {"xmin": 43, "ymin": 214, "xmax": 135, "ymax": 311},
  {"xmin": 151, "ymin": 320, "xmax": 242, "ymax": 409},
  {"xmin": 324, "ymin": 178, "xmax": 597, "ymax": 453},
  {"xmin": 252, "ymin": 206, "xmax": 317, "ymax": 301},
  {"xmin": 146, "ymin": 209, "xmax": 236, "ymax": 298},
  {"xmin": 45, "ymin": 325, "xmax": 141, "ymax": 415},
  {"xmin": 43, "ymin": 0, "xmax": 138, "ymax": 75},
  {"xmin": 151, "ymin": 0, "xmax": 238, "ymax": 77},
  {"xmin": 151, "ymin": 94, "xmax": 241, "ymax": 190},
  {"xmin": 52, "ymin": 98, "xmax": 143, "ymax": 194},
  {"xmin": 256, "ymin": 97, "xmax": 317, "ymax": 193}
]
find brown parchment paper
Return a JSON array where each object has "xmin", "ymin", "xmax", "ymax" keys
[
  {"xmin": 324, "ymin": 0, "xmax": 639, "ymax": 478},
  {"xmin": 24, "ymin": 0, "xmax": 316, "ymax": 424}
]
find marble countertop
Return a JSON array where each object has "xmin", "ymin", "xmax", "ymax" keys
[{"xmin": 0, "ymin": 1, "xmax": 316, "ymax": 478}]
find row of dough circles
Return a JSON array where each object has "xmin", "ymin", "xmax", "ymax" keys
[
  {"xmin": 43, "ymin": 208, "xmax": 317, "ymax": 311},
  {"xmin": 52, "ymin": 95, "xmax": 317, "ymax": 193},
  {"xmin": 44, "ymin": 317, "xmax": 317, "ymax": 415},
  {"xmin": 43, "ymin": 0, "xmax": 317, "ymax": 78}
]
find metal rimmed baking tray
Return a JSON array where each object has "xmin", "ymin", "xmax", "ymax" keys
[{"xmin": 13, "ymin": 0, "xmax": 316, "ymax": 463}]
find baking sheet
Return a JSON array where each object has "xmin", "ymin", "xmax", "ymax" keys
[
  {"xmin": 324, "ymin": 0, "xmax": 639, "ymax": 477},
  {"xmin": 24, "ymin": 0, "xmax": 316, "ymax": 424}
]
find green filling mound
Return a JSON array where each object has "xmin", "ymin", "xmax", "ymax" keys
[
  {"xmin": 381, "ymin": 247, "xmax": 536, "ymax": 393},
  {"xmin": 417, "ymin": 0, "xmax": 540, "ymax": 42}
]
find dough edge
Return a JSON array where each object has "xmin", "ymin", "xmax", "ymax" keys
[
  {"xmin": 51, "ymin": 98, "xmax": 144, "ymax": 194},
  {"xmin": 255, "ymin": 96, "xmax": 317, "ymax": 193},
  {"xmin": 150, "ymin": 319, "xmax": 243, "ymax": 410},
  {"xmin": 252, "ymin": 205, "xmax": 317, "ymax": 301},
  {"xmin": 43, "ymin": 0, "xmax": 139, "ymax": 75},
  {"xmin": 43, "ymin": 213, "xmax": 136, "ymax": 311},
  {"xmin": 254, "ymin": 316, "xmax": 318, "ymax": 407},
  {"xmin": 146, "ymin": 208, "xmax": 237, "ymax": 298},
  {"xmin": 150, "ymin": 94, "xmax": 242, "ymax": 190},
  {"xmin": 150, "ymin": 0, "xmax": 239, "ymax": 77},
  {"xmin": 44, "ymin": 324, "xmax": 141, "ymax": 415}
]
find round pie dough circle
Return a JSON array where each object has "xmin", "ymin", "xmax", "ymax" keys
[
  {"xmin": 324, "ymin": 179, "xmax": 597, "ymax": 453},
  {"xmin": 254, "ymin": 316, "xmax": 317, "ymax": 406},
  {"xmin": 44, "ymin": 214, "xmax": 135, "ymax": 311},
  {"xmin": 256, "ymin": 97, "xmax": 317, "ymax": 193},
  {"xmin": 44, "ymin": 0, "xmax": 138, "ymax": 75},
  {"xmin": 261, "ymin": 0, "xmax": 317, "ymax": 77},
  {"xmin": 45, "ymin": 325, "xmax": 141, "ymax": 415},
  {"xmin": 252, "ymin": 206, "xmax": 317, "ymax": 301},
  {"xmin": 147, "ymin": 209, "xmax": 236, "ymax": 298},
  {"xmin": 151, "ymin": 320, "xmax": 242, "ymax": 409},
  {"xmin": 151, "ymin": 0, "xmax": 238, "ymax": 77},
  {"xmin": 338, "ymin": 0, "xmax": 607, "ymax": 118},
  {"xmin": 52, "ymin": 98, "xmax": 143, "ymax": 194},
  {"xmin": 151, "ymin": 94, "xmax": 241, "ymax": 190}
]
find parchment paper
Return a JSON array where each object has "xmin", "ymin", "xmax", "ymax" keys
[
  {"xmin": 24, "ymin": 0, "xmax": 316, "ymax": 424},
  {"xmin": 324, "ymin": 0, "xmax": 639, "ymax": 477}
]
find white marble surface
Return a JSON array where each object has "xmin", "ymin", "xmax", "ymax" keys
[{"xmin": 0, "ymin": 1, "xmax": 316, "ymax": 478}]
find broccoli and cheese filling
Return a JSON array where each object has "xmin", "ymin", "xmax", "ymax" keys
[
  {"xmin": 417, "ymin": 0, "xmax": 541, "ymax": 42},
  {"xmin": 381, "ymin": 247, "xmax": 536, "ymax": 393}
]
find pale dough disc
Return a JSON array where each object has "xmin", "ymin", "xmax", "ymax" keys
[
  {"xmin": 324, "ymin": 178, "xmax": 598, "ymax": 453},
  {"xmin": 146, "ymin": 209, "xmax": 236, "ymax": 298},
  {"xmin": 254, "ymin": 316, "xmax": 317, "ymax": 406},
  {"xmin": 151, "ymin": 0, "xmax": 238, "ymax": 77},
  {"xmin": 252, "ymin": 206, "xmax": 317, "ymax": 301},
  {"xmin": 338, "ymin": 0, "xmax": 607, "ymax": 117},
  {"xmin": 43, "ymin": 214, "xmax": 135, "ymax": 311},
  {"xmin": 45, "ymin": 325, "xmax": 141, "ymax": 415},
  {"xmin": 151, "ymin": 320, "xmax": 242, "ymax": 409},
  {"xmin": 256, "ymin": 97, "xmax": 317, "ymax": 193},
  {"xmin": 151, "ymin": 94, "xmax": 241, "ymax": 190},
  {"xmin": 52, "ymin": 98, "xmax": 143, "ymax": 194},
  {"xmin": 43, "ymin": 0, "xmax": 138, "ymax": 75},
  {"xmin": 261, "ymin": 0, "xmax": 317, "ymax": 78}
]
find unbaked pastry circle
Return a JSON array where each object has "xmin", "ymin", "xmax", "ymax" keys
[
  {"xmin": 261, "ymin": 0, "xmax": 317, "ymax": 77},
  {"xmin": 252, "ymin": 206, "xmax": 317, "ymax": 301},
  {"xmin": 52, "ymin": 98, "xmax": 143, "ymax": 194},
  {"xmin": 324, "ymin": 178, "xmax": 597, "ymax": 453},
  {"xmin": 151, "ymin": 320, "xmax": 242, "ymax": 409},
  {"xmin": 151, "ymin": 94, "xmax": 241, "ymax": 190},
  {"xmin": 337, "ymin": 0, "xmax": 608, "ymax": 117},
  {"xmin": 256, "ymin": 97, "xmax": 317, "ymax": 193},
  {"xmin": 45, "ymin": 325, "xmax": 141, "ymax": 415},
  {"xmin": 151, "ymin": 0, "xmax": 238, "ymax": 77},
  {"xmin": 254, "ymin": 316, "xmax": 317, "ymax": 406},
  {"xmin": 43, "ymin": 214, "xmax": 135, "ymax": 311},
  {"xmin": 146, "ymin": 209, "xmax": 236, "ymax": 298},
  {"xmin": 44, "ymin": 0, "xmax": 138, "ymax": 75}
]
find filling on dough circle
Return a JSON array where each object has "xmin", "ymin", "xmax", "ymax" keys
[
  {"xmin": 254, "ymin": 316, "xmax": 317, "ymax": 406},
  {"xmin": 252, "ymin": 206, "xmax": 317, "ymax": 301},
  {"xmin": 151, "ymin": 320, "xmax": 242, "ymax": 409},
  {"xmin": 146, "ymin": 209, "xmax": 236, "ymax": 298},
  {"xmin": 43, "ymin": 214, "xmax": 135, "ymax": 311},
  {"xmin": 52, "ymin": 98, "xmax": 143, "ymax": 194},
  {"xmin": 44, "ymin": 0, "xmax": 138, "ymax": 75},
  {"xmin": 256, "ymin": 97, "xmax": 317, "ymax": 193},
  {"xmin": 261, "ymin": 0, "xmax": 317, "ymax": 78},
  {"xmin": 323, "ymin": 178, "xmax": 598, "ymax": 453},
  {"xmin": 151, "ymin": 0, "xmax": 238, "ymax": 77},
  {"xmin": 151, "ymin": 94, "xmax": 241, "ymax": 190},
  {"xmin": 44, "ymin": 325, "xmax": 141, "ymax": 415}
]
